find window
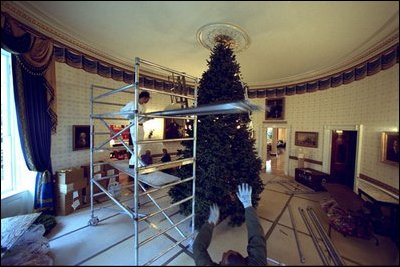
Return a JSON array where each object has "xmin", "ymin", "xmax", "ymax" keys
[
  {"xmin": 1, "ymin": 49, "xmax": 35, "ymax": 199},
  {"xmin": 1, "ymin": 49, "xmax": 14, "ymax": 194}
]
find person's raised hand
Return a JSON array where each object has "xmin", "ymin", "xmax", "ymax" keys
[
  {"xmin": 207, "ymin": 204, "xmax": 220, "ymax": 226},
  {"xmin": 236, "ymin": 183, "xmax": 253, "ymax": 208}
]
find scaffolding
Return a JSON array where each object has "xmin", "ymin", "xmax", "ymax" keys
[{"xmin": 88, "ymin": 57, "xmax": 198, "ymax": 265}]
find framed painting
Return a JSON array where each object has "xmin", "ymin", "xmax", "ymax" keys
[
  {"xmin": 381, "ymin": 131, "xmax": 399, "ymax": 165},
  {"xmin": 164, "ymin": 118, "xmax": 185, "ymax": 139},
  {"xmin": 265, "ymin": 97, "xmax": 285, "ymax": 120},
  {"xmin": 72, "ymin": 125, "xmax": 90, "ymax": 151},
  {"xmin": 295, "ymin": 131, "xmax": 318, "ymax": 148}
]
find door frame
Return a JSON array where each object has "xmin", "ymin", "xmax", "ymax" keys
[
  {"xmin": 259, "ymin": 122, "xmax": 291, "ymax": 176},
  {"xmin": 322, "ymin": 124, "xmax": 363, "ymax": 191}
]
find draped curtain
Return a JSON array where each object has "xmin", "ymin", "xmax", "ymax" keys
[{"xmin": 1, "ymin": 12, "xmax": 57, "ymax": 215}]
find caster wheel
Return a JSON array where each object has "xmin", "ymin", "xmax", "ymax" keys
[{"xmin": 88, "ymin": 217, "xmax": 99, "ymax": 226}]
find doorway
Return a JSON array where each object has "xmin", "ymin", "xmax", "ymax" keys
[
  {"xmin": 265, "ymin": 127, "xmax": 287, "ymax": 175},
  {"xmin": 330, "ymin": 130, "xmax": 357, "ymax": 189}
]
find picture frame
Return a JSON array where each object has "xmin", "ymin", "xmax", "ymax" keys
[
  {"xmin": 164, "ymin": 118, "xmax": 185, "ymax": 139},
  {"xmin": 295, "ymin": 131, "xmax": 318, "ymax": 148},
  {"xmin": 72, "ymin": 125, "xmax": 90, "ymax": 151},
  {"xmin": 381, "ymin": 131, "xmax": 399, "ymax": 165},
  {"xmin": 265, "ymin": 97, "xmax": 285, "ymax": 120}
]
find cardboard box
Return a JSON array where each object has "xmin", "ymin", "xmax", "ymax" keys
[
  {"xmin": 56, "ymin": 189, "xmax": 83, "ymax": 216},
  {"xmin": 56, "ymin": 168, "xmax": 84, "ymax": 184},
  {"xmin": 91, "ymin": 171, "xmax": 109, "ymax": 194},
  {"xmin": 103, "ymin": 164, "xmax": 120, "ymax": 179},
  {"xmin": 57, "ymin": 177, "xmax": 87, "ymax": 194},
  {"xmin": 81, "ymin": 162, "xmax": 104, "ymax": 178}
]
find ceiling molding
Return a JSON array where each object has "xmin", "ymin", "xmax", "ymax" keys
[
  {"xmin": 249, "ymin": 30, "xmax": 399, "ymax": 89},
  {"xmin": 2, "ymin": 1, "xmax": 197, "ymax": 82},
  {"xmin": 2, "ymin": 1, "xmax": 398, "ymax": 90},
  {"xmin": 1, "ymin": 2, "xmax": 132, "ymax": 70}
]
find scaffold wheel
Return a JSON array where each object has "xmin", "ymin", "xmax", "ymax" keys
[{"xmin": 88, "ymin": 217, "xmax": 99, "ymax": 226}]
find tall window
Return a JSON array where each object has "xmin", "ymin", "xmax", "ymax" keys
[
  {"xmin": 1, "ymin": 49, "xmax": 14, "ymax": 194},
  {"xmin": 1, "ymin": 49, "xmax": 35, "ymax": 198}
]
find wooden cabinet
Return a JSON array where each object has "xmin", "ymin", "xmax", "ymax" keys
[{"xmin": 295, "ymin": 168, "xmax": 329, "ymax": 191}]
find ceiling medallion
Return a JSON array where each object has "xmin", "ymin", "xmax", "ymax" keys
[{"xmin": 197, "ymin": 23, "xmax": 250, "ymax": 53}]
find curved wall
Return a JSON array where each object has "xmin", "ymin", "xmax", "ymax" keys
[{"xmin": 250, "ymin": 64, "xmax": 399, "ymax": 191}]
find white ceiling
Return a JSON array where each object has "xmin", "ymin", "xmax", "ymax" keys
[{"xmin": 12, "ymin": 1, "xmax": 399, "ymax": 87}]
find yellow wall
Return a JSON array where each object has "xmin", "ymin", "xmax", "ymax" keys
[
  {"xmin": 51, "ymin": 62, "xmax": 184, "ymax": 172},
  {"xmin": 52, "ymin": 61, "xmax": 399, "ymax": 190},
  {"xmin": 251, "ymin": 64, "xmax": 399, "ymax": 190}
]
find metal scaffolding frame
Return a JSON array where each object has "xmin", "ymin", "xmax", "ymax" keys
[{"xmin": 88, "ymin": 57, "xmax": 198, "ymax": 266}]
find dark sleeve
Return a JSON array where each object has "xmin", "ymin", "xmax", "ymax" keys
[
  {"xmin": 245, "ymin": 207, "xmax": 267, "ymax": 266},
  {"xmin": 192, "ymin": 222, "xmax": 217, "ymax": 266}
]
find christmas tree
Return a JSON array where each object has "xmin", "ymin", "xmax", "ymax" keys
[{"xmin": 168, "ymin": 42, "xmax": 264, "ymax": 228}]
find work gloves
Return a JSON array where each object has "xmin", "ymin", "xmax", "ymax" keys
[
  {"xmin": 236, "ymin": 183, "xmax": 253, "ymax": 208},
  {"xmin": 207, "ymin": 183, "xmax": 253, "ymax": 227},
  {"xmin": 207, "ymin": 203, "xmax": 220, "ymax": 226}
]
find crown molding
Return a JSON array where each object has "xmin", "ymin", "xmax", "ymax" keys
[
  {"xmin": 248, "ymin": 30, "xmax": 399, "ymax": 89},
  {"xmin": 2, "ymin": 2, "xmax": 134, "ymax": 69},
  {"xmin": 2, "ymin": 1, "xmax": 398, "ymax": 90},
  {"xmin": 1, "ymin": 1, "xmax": 190, "ymax": 81},
  {"xmin": 1, "ymin": 1, "xmax": 168, "ymax": 80}
]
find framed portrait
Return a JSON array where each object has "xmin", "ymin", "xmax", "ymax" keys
[
  {"xmin": 73, "ymin": 125, "xmax": 90, "ymax": 151},
  {"xmin": 295, "ymin": 131, "xmax": 318, "ymax": 148},
  {"xmin": 381, "ymin": 131, "xmax": 399, "ymax": 165},
  {"xmin": 265, "ymin": 97, "xmax": 285, "ymax": 120},
  {"xmin": 164, "ymin": 118, "xmax": 186, "ymax": 139}
]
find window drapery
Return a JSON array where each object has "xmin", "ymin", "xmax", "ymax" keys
[{"xmin": 1, "ymin": 12, "xmax": 56, "ymax": 214}]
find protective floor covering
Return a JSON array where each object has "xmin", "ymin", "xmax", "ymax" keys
[{"xmin": 48, "ymin": 173, "xmax": 399, "ymax": 266}]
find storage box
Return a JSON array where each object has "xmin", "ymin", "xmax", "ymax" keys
[
  {"xmin": 56, "ymin": 189, "xmax": 83, "ymax": 216},
  {"xmin": 56, "ymin": 168, "xmax": 84, "ymax": 184},
  {"xmin": 103, "ymin": 164, "xmax": 120, "ymax": 179},
  {"xmin": 81, "ymin": 162, "xmax": 104, "ymax": 178},
  {"xmin": 57, "ymin": 177, "xmax": 87, "ymax": 194},
  {"xmin": 91, "ymin": 171, "xmax": 109, "ymax": 194}
]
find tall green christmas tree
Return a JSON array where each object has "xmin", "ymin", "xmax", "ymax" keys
[{"xmin": 169, "ymin": 42, "xmax": 264, "ymax": 229}]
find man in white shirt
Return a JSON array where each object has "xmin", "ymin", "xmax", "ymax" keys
[{"xmin": 120, "ymin": 91, "xmax": 151, "ymax": 168}]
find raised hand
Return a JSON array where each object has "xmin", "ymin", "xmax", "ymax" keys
[
  {"xmin": 207, "ymin": 203, "xmax": 220, "ymax": 226},
  {"xmin": 236, "ymin": 183, "xmax": 253, "ymax": 208}
]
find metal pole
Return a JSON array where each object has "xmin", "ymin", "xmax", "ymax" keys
[
  {"xmin": 191, "ymin": 78, "xmax": 198, "ymax": 245},
  {"xmin": 89, "ymin": 85, "xmax": 94, "ymax": 219},
  {"xmin": 139, "ymin": 58, "xmax": 198, "ymax": 80},
  {"xmin": 266, "ymin": 257, "xmax": 286, "ymax": 266},
  {"xmin": 139, "ymin": 215, "xmax": 193, "ymax": 246},
  {"xmin": 133, "ymin": 57, "xmax": 140, "ymax": 266},
  {"xmin": 92, "ymin": 84, "xmax": 134, "ymax": 100},
  {"xmin": 298, "ymin": 207, "xmax": 329, "ymax": 265},
  {"xmin": 143, "ymin": 233, "xmax": 195, "ymax": 266},
  {"xmin": 288, "ymin": 204, "xmax": 306, "ymax": 263},
  {"xmin": 137, "ymin": 182, "xmax": 186, "ymax": 238},
  {"xmin": 137, "ymin": 86, "xmax": 195, "ymax": 100},
  {"xmin": 307, "ymin": 207, "xmax": 345, "ymax": 266}
]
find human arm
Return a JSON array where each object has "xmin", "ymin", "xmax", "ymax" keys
[
  {"xmin": 137, "ymin": 104, "xmax": 153, "ymax": 123},
  {"xmin": 120, "ymin": 102, "xmax": 152, "ymax": 122},
  {"xmin": 120, "ymin": 101, "xmax": 135, "ymax": 119},
  {"xmin": 245, "ymin": 207, "xmax": 267, "ymax": 266},
  {"xmin": 236, "ymin": 183, "xmax": 267, "ymax": 266},
  {"xmin": 192, "ymin": 204, "xmax": 219, "ymax": 266}
]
